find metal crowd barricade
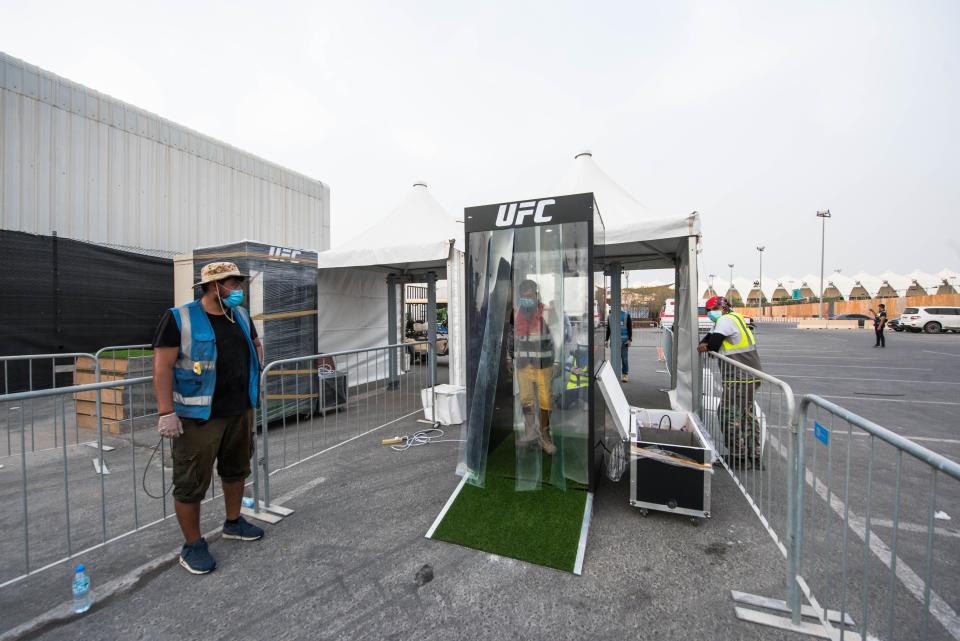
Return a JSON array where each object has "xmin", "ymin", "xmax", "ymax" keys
[
  {"xmin": 0, "ymin": 375, "xmax": 175, "ymax": 589},
  {"xmin": 631, "ymin": 324, "xmax": 663, "ymax": 347},
  {"xmin": 1, "ymin": 352, "xmax": 95, "ymax": 457},
  {"xmin": 256, "ymin": 342, "xmax": 436, "ymax": 511},
  {"xmin": 786, "ymin": 394, "xmax": 960, "ymax": 641},
  {"xmin": 698, "ymin": 351, "xmax": 797, "ymax": 557},
  {"xmin": 659, "ymin": 325, "xmax": 674, "ymax": 378}
]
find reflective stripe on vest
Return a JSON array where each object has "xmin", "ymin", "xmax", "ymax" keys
[
  {"xmin": 171, "ymin": 301, "xmax": 259, "ymax": 419},
  {"xmin": 566, "ymin": 373, "xmax": 589, "ymax": 389},
  {"xmin": 720, "ymin": 312, "xmax": 756, "ymax": 356},
  {"xmin": 173, "ymin": 392, "xmax": 213, "ymax": 406}
]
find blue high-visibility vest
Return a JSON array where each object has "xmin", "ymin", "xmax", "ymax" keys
[
  {"xmin": 170, "ymin": 300, "xmax": 260, "ymax": 419},
  {"xmin": 619, "ymin": 310, "xmax": 629, "ymax": 341}
]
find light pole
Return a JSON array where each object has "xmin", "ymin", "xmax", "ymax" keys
[
  {"xmin": 728, "ymin": 264, "xmax": 734, "ymax": 301},
  {"xmin": 816, "ymin": 210, "xmax": 831, "ymax": 319},
  {"xmin": 756, "ymin": 246, "xmax": 765, "ymax": 315}
]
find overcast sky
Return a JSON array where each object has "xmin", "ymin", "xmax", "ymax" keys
[{"xmin": 2, "ymin": 0, "xmax": 957, "ymax": 283}]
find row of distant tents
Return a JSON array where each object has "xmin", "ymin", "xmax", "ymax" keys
[{"xmin": 698, "ymin": 269, "xmax": 959, "ymax": 304}]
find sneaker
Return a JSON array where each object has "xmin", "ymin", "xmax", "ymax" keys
[
  {"xmin": 179, "ymin": 537, "xmax": 216, "ymax": 575},
  {"xmin": 621, "ymin": 374, "xmax": 629, "ymax": 383},
  {"xmin": 222, "ymin": 515, "xmax": 264, "ymax": 541}
]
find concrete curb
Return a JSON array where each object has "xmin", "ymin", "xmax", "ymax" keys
[{"xmin": 0, "ymin": 527, "xmax": 224, "ymax": 641}]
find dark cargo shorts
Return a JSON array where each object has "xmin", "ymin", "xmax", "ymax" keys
[{"xmin": 172, "ymin": 410, "xmax": 253, "ymax": 503}]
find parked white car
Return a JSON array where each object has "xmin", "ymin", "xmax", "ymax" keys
[{"xmin": 900, "ymin": 306, "xmax": 960, "ymax": 333}]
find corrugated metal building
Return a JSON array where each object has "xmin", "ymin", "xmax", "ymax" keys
[{"xmin": 0, "ymin": 51, "xmax": 330, "ymax": 254}]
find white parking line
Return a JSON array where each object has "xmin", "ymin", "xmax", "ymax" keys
[
  {"xmin": 871, "ymin": 519, "xmax": 960, "ymax": 539},
  {"xmin": 772, "ymin": 374, "xmax": 960, "ymax": 385},
  {"xmin": 923, "ymin": 350, "xmax": 960, "ymax": 357},
  {"xmin": 761, "ymin": 354, "xmax": 879, "ymax": 360},
  {"xmin": 818, "ymin": 395, "xmax": 960, "ymax": 406},
  {"xmin": 767, "ymin": 363, "xmax": 928, "ymax": 371}
]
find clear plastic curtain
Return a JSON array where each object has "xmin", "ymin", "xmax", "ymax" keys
[{"xmin": 461, "ymin": 223, "xmax": 590, "ymax": 490}]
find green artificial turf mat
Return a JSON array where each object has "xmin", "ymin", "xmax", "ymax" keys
[
  {"xmin": 430, "ymin": 433, "xmax": 590, "ymax": 573},
  {"xmin": 99, "ymin": 348, "xmax": 154, "ymax": 358}
]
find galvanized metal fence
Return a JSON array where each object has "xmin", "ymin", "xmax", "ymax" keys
[
  {"xmin": 0, "ymin": 374, "xmax": 166, "ymax": 589},
  {"xmin": 698, "ymin": 351, "xmax": 797, "ymax": 557},
  {"xmin": 698, "ymin": 350, "xmax": 960, "ymax": 640},
  {"xmin": 786, "ymin": 394, "xmax": 960, "ymax": 641},
  {"xmin": 1, "ymin": 353, "xmax": 95, "ymax": 457},
  {"xmin": 0, "ymin": 341, "xmax": 440, "ymax": 598},
  {"xmin": 256, "ymin": 342, "xmax": 436, "ymax": 511},
  {"xmin": 631, "ymin": 325, "xmax": 663, "ymax": 347}
]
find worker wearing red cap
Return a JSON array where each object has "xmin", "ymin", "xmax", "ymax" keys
[{"xmin": 698, "ymin": 295, "xmax": 764, "ymax": 468}]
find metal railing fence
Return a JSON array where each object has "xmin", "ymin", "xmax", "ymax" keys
[
  {"xmin": 698, "ymin": 351, "xmax": 960, "ymax": 639},
  {"xmin": 698, "ymin": 351, "xmax": 797, "ymax": 558},
  {"xmin": 1, "ymin": 353, "xmax": 96, "ymax": 458},
  {"xmin": 1, "ymin": 347, "xmax": 154, "ymax": 459},
  {"xmin": 660, "ymin": 326, "xmax": 674, "ymax": 379},
  {"xmin": 630, "ymin": 325, "xmax": 663, "ymax": 347},
  {"xmin": 788, "ymin": 394, "xmax": 960, "ymax": 641},
  {"xmin": 0, "ymin": 340, "xmax": 440, "ymax": 598},
  {"xmin": 257, "ymin": 341, "xmax": 436, "ymax": 509},
  {"xmin": 0, "ymin": 375, "xmax": 170, "ymax": 589}
]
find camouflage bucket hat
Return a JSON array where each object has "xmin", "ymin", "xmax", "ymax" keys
[{"xmin": 193, "ymin": 261, "xmax": 248, "ymax": 288}]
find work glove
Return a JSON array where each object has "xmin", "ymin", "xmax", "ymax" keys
[{"xmin": 158, "ymin": 412, "xmax": 183, "ymax": 439}]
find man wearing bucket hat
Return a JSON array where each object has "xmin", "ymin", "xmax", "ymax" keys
[
  {"xmin": 152, "ymin": 261, "xmax": 265, "ymax": 574},
  {"xmin": 697, "ymin": 295, "xmax": 764, "ymax": 468}
]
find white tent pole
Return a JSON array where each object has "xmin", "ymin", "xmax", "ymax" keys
[
  {"xmin": 387, "ymin": 273, "xmax": 398, "ymax": 389},
  {"xmin": 426, "ymin": 271, "xmax": 438, "ymax": 388},
  {"xmin": 686, "ymin": 237, "xmax": 701, "ymax": 414}
]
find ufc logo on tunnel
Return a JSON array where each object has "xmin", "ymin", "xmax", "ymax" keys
[{"xmin": 494, "ymin": 199, "xmax": 556, "ymax": 227}]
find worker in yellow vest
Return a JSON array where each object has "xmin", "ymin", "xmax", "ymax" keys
[{"xmin": 697, "ymin": 295, "xmax": 764, "ymax": 468}]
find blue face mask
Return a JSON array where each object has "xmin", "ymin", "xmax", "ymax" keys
[
  {"xmin": 222, "ymin": 288, "xmax": 244, "ymax": 309},
  {"xmin": 707, "ymin": 310, "xmax": 722, "ymax": 323},
  {"xmin": 518, "ymin": 297, "xmax": 537, "ymax": 311}
]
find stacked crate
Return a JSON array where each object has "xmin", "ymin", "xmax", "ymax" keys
[{"xmin": 74, "ymin": 355, "xmax": 155, "ymax": 434}]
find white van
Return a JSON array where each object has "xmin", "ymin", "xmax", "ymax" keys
[
  {"xmin": 660, "ymin": 299, "xmax": 713, "ymax": 332},
  {"xmin": 900, "ymin": 307, "xmax": 960, "ymax": 333}
]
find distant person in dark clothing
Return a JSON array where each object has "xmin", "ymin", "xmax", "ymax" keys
[
  {"xmin": 869, "ymin": 303, "xmax": 887, "ymax": 348},
  {"xmin": 605, "ymin": 309, "xmax": 633, "ymax": 382}
]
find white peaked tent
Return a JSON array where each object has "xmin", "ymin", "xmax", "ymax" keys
[
  {"xmin": 316, "ymin": 183, "xmax": 467, "ymax": 386},
  {"xmin": 905, "ymin": 270, "xmax": 938, "ymax": 293},
  {"xmin": 850, "ymin": 272, "xmax": 884, "ymax": 297},
  {"xmin": 937, "ymin": 268, "xmax": 959, "ymax": 282},
  {"xmin": 826, "ymin": 272, "xmax": 857, "ymax": 300},
  {"xmin": 877, "ymin": 270, "xmax": 912, "ymax": 295},
  {"xmin": 557, "ymin": 152, "xmax": 702, "ymax": 411}
]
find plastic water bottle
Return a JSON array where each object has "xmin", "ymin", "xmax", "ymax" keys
[
  {"xmin": 242, "ymin": 496, "xmax": 255, "ymax": 509},
  {"xmin": 72, "ymin": 564, "xmax": 91, "ymax": 614}
]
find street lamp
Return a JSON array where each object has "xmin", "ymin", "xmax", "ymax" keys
[
  {"xmin": 816, "ymin": 210, "xmax": 831, "ymax": 319},
  {"xmin": 728, "ymin": 264, "xmax": 734, "ymax": 300},
  {"xmin": 756, "ymin": 246, "xmax": 765, "ymax": 315}
]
